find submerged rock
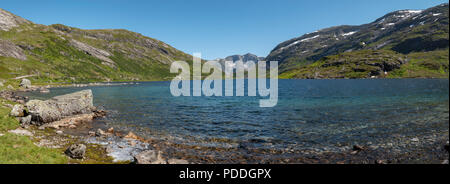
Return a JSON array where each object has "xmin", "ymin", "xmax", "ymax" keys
[
  {"xmin": 25, "ymin": 90, "xmax": 95, "ymax": 125},
  {"xmin": 19, "ymin": 115, "xmax": 32, "ymax": 126},
  {"xmin": 65, "ymin": 144, "xmax": 86, "ymax": 159},
  {"xmin": 8, "ymin": 128, "xmax": 33, "ymax": 136},
  {"xmin": 85, "ymin": 136, "xmax": 150, "ymax": 162},
  {"xmin": 41, "ymin": 113, "xmax": 95, "ymax": 129},
  {"xmin": 95, "ymin": 128, "xmax": 107, "ymax": 137}
]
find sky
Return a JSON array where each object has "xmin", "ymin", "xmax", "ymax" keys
[{"xmin": 2, "ymin": 0, "xmax": 448, "ymax": 60}]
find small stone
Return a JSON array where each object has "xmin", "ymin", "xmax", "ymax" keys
[
  {"xmin": 106, "ymin": 127, "xmax": 114, "ymax": 134},
  {"xmin": 19, "ymin": 115, "xmax": 32, "ymax": 125},
  {"xmin": 39, "ymin": 88, "xmax": 50, "ymax": 93},
  {"xmin": 8, "ymin": 128, "xmax": 33, "ymax": 136},
  {"xmin": 68, "ymin": 125, "xmax": 76, "ymax": 129},
  {"xmin": 129, "ymin": 140, "xmax": 137, "ymax": 147},
  {"xmin": 65, "ymin": 144, "xmax": 86, "ymax": 159},
  {"xmin": 56, "ymin": 130, "xmax": 63, "ymax": 135},
  {"xmin": 352, "ymin": 145, "xmax": 365, "ymax": 151},
  {"xmin": 376, "ymin": 160, "xmax": 387, "ymax": 164},
  {"xmin": 411, "ymin": 138, "xmax": 419, "ymax": 142},
  {"xmin": 445, "ymin": 141, "xmax": 449, "ymax": 152}
]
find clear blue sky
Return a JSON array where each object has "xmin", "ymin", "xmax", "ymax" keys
[{"xmin": 2, "ymin": 0, "xmax": 448, "ymax": 60}]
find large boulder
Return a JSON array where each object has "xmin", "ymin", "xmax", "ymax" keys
[
  {"xmin": 19, "ymin": 79, "xmax": 31, "ymax": 89},
  {"xmin": 25, "ymin": 90, "xmax": 95, "ymax": 125}
]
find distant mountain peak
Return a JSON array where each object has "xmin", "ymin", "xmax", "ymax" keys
[{"xmin": 266, "ymin": 3, "xmax": 449, "ymax": 72}]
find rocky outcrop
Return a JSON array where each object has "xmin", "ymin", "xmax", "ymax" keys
[
  {"xmin": 65, "ymin": 144, "xmax": 86, "ymax": 159},
  {"xmin": 25, "ymin": 90, "xmax": 95, "ymax": 125},
  {"xmin": 0, "ymin": 8, "xmax": 31, "ymax": 31},
  {"xmin": 69, "ymin": 39, "xmax": 115, "ymax": 68},
  {"xmin": 266, "ymin": 3, "xmax": 448, "ymax": 73},
  {"xmin": 0, "ymin": 39, "xmax": 27, "ymax": 60},
  {"xmin": 168, "ymin": 159, "xmax": 189, "ymax": 164}
]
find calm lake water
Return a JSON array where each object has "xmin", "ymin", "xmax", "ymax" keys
[{"xmin": 23, "ymin": 79, "xmax": 449, "ymax": 158}]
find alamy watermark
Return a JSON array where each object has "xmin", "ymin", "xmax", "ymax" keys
[{"xmin": 169, "ymin": 53, "xmax": 278, "ymax": 107}]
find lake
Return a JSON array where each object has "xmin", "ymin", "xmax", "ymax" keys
[{"xmin": 23, "ymin": 79, "xmax": 449, "ymax": 163}]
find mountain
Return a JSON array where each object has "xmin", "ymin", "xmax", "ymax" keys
[
  {"xmin": 214, "ymin": 53, "xmax": 264, "ymax": 74},
  {"xmin": 267, "ymin": 3, "xmax": 449, "ymax": 79},
  {"xmin": 0, "ymin": 8, "xmax": 192, "ymax": 83}
]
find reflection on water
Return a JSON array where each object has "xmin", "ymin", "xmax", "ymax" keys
[{"xmin": 23, "ymin": 79, "xmax": 449, "ymax": 154}]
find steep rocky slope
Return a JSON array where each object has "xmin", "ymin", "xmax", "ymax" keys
[{"xmin": 0, "ymin": 8, "xmax": 192, "ymax": 83}]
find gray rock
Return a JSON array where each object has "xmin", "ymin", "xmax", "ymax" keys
[
  {"xmin": 19, "ymin": 79, "xmax": 31, "ymax": 89},
  {"xmin": 10, "ymin": 104, "xmax": 25, "ymax": 117},
  {"xmin": 19, "ymin": 115, "xmax": 32, "ymax": 125},
  {"xmin": 445, "ymin": 141, "xmax": 449, "ymax": 152},
  {"xmin": 0, "ymin": 40, "xmax": 27, "ymax": 60},
  {"xmin": 26, "ymin": 90, "xmax": 95, "ymax": 125},
  {"xmin": 0, "ymin": 82, "xmax": 3, "ymax": 87},
  {"xmin": 65, "ymin": 144, "xmax": 86, "ymax": 159},
  {"xmin": 134, "ymin": 150, "xmax": 167, "ymax": 164}
]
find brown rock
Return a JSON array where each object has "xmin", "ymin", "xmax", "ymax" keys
[
  {"xmin": 167, "ymin": 159, "xmax": 189, "ymax": 164},
  {"xmin": 124, "ymin": 132, "xmax": 139, "ymax": 140}
]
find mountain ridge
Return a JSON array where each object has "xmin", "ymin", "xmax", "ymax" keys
[{"xmin": 267, "ymin": 3, "xmax": 449, "ymax": 78}]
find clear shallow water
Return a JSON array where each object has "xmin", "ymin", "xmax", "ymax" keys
[{"xmin": 23, "ymin": 79, "xmax": 449, "ymax": 154}]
